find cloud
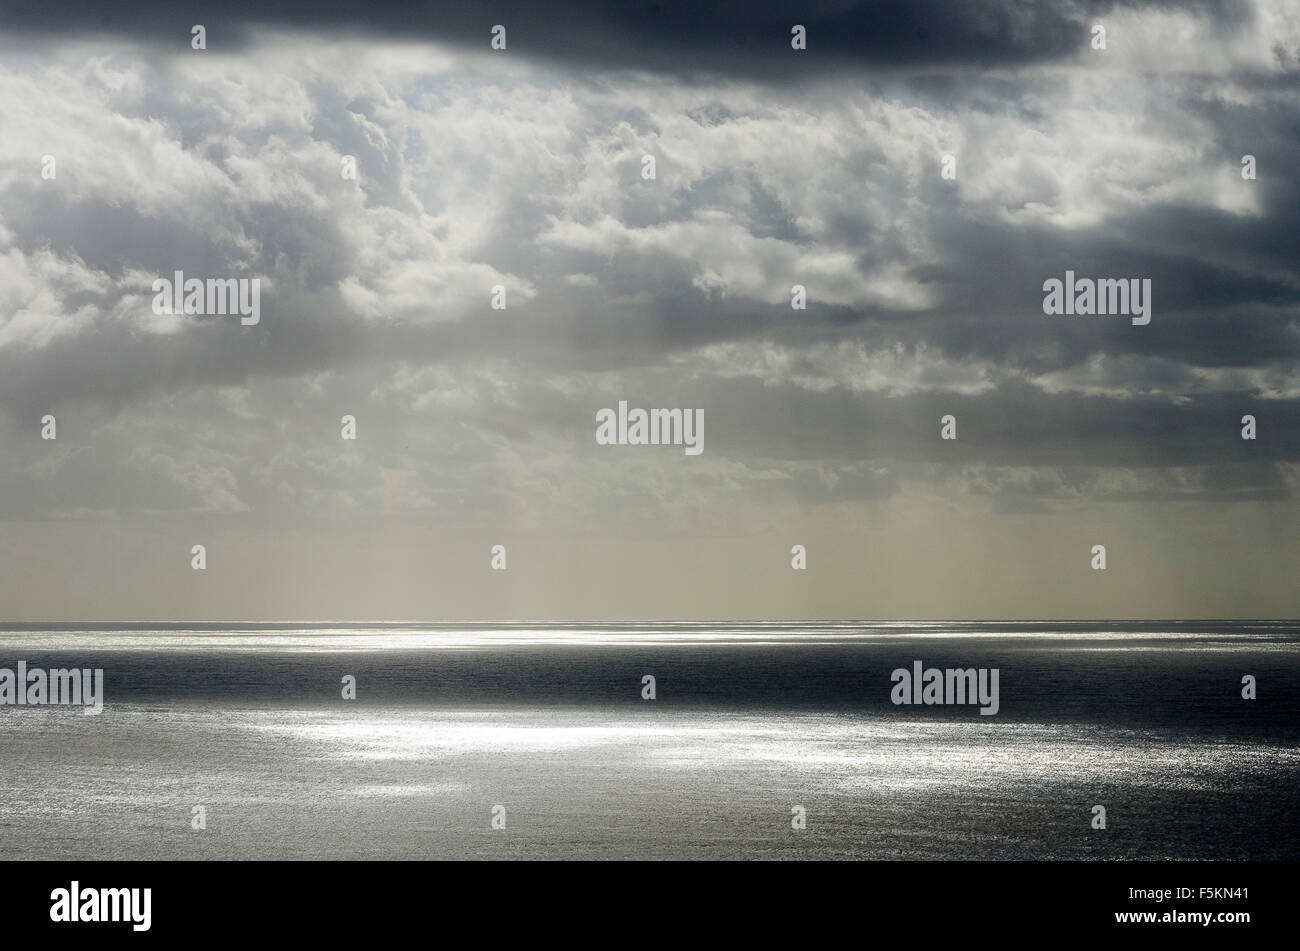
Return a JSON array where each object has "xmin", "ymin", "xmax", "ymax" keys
[
  {"xmin": 3, "ymin": 1, "xmax": 1243, "ymax": 78},
  {"xmin": 0, "ymin": 3, "xmax": 1296, "ymax": 540}
]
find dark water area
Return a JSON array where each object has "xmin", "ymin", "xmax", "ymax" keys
[{"xmin": 0, "ymin": 621, "xmax": 1296, "ymax": 859}]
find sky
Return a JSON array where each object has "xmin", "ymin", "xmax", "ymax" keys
[{"xmin": 0, "ymin": 0, "xmax": 1296, "ymax": 621}]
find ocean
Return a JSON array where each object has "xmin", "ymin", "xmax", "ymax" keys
[{"xmin": 0, "ymin": 621, "xmax": 1296, "ymax": 859}]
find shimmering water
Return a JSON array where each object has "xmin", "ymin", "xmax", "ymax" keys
[{"xmin": 0, "ymin": 621, "xmax": 1296, "ymax": 859}]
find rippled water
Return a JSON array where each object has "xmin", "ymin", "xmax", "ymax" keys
[{"xmin": 0, "ymin": 621, "xmax": 1296, "ymax": 859}]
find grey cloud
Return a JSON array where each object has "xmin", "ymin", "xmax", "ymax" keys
[{"xmin": 0, "ymin": 1, "xmax": 1247, "ymax": 77}]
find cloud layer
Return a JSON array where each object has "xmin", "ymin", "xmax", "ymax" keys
[{"xmin": 0, "ymin": 2, "xmax": 1296, "ymax": 618}]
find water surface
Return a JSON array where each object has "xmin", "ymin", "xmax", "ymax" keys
[{"xmin": 0, "ymin": 621, "xmax": 1295, "ymax": 859}]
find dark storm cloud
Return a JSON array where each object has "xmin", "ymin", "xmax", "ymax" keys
[
  {"xmin": 0, "ymin": 0, "xmax": 1252, "ymax": 77},
  {"xmin": 902, "ymin": 209, "xmax": 1300, "ymax": 371}
]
